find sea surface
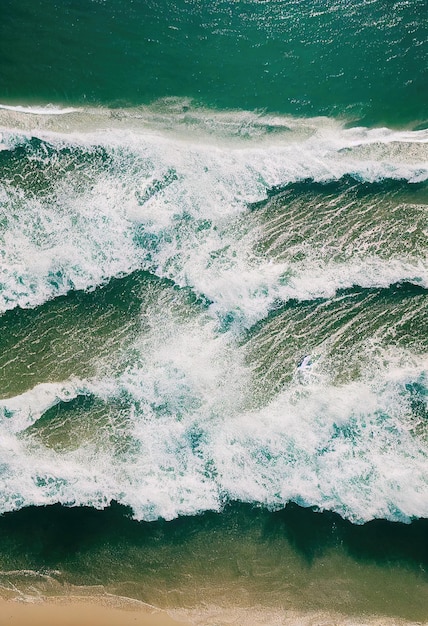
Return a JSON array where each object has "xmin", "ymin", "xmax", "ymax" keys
[{"xmin": 0, "ymin": 1, "xmax": 427, "ymax": 623}]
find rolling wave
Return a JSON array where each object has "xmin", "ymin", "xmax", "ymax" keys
[
  {"xmin": 0, "ymin": 275, "xmax": 427, "ymax": 523},
  {"xmin": 0, "ymin": 104, "xmax": 427, "ymax": 524},
  {"xmin": 0, "ymin": 104, "xmax": 427, "ymax": 326}
]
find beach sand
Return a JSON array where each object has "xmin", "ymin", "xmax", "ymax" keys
[
  {"xmin": 1, "ymin": 597, "xmax": 427, "ymax": 626},
  {"xmin": 0, "ymin": 596, "xmax": 190, "ymax": 626}
]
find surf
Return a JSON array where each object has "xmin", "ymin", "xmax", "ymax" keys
[
  {"xmin": 0, "ymin": 103, "xmax": 427, "ymax": 525},
  {"xmin": 0, "ymin": 104, "xmax": 427, "ymax": 322}
]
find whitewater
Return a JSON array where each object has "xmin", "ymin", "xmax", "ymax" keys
[{"xmin": 0, "ymin": 103, "xmax": 427, "ymax": 526}]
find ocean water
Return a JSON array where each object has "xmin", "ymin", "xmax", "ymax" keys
[{"xmin": 0, "ymin": 1, "xmax": 427, "ymax": 623}]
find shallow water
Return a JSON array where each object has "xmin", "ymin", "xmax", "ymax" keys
[{"xmin": 0, "ymin": 503, "xmax": 427, "ymax": 624}]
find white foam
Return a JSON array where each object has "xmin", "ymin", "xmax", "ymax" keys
[
  {"xmin": 340, "ymin": 125, "xmax": 428, "ymax": 146},
  {"xmin": 0, "ymin": 381, "xmax": 86, "ymax": 435},
  {"xmin": 0, "ymin": 104, "xmax": 82, "ymax": 115},
  {"xmin": 0, "ymin": 171, "xmax": 140, "ymax": 312},
  {"xmin": 214, "ymin": 367, "xmax": 428, "ymax": 523},
  {"xmin": 1, "ymin": 107, "xmax": 426, "ymax": 322},
  {"xmin": 0, "ymin": 304, "xmax": 427, "ymax": 524},
  {"xmin": 0, "ymin": 309, "xmax": 247, "ymax": 518},
  {"xmin": 0, "ymin": 106, "xmax": 427, "ymax": 523}
]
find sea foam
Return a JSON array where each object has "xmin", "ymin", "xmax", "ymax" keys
[
  {"xmin": 0, "ymin": 104, "xmax": 426, "ymax": 326},
  {"xmin": 0, "ymin": 105, "xmax": 427, "ymax": 523},
  {"xmin": 0, "ymin": 338, "xmax": 427, "ymax": 523}
]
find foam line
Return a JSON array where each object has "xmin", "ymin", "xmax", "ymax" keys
[{"xmin": 0, "ymin": 103, "xmax": 82, "ymax": 115}]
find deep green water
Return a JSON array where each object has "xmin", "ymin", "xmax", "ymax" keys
[
  {"xmin": 0, "ymin": 0, "xmax": 427, "ymax": 623},
  {"xmin": 0, "ymin": 0, "xmax": 427, "ymax": 126}
]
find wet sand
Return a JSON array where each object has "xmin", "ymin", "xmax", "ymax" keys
[{"xmin": 0, "ymin": 596, "xmax": 190, "ymax": 626}]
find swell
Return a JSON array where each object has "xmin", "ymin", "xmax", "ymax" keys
[
  {"xmin": 244, "ymin": 281, "xmax": 428, "ymax": 394},
  {"xmin": 0, "ymin": 501, "xmax": 426, "ymax": 579},
  {"xmin": 256, "ymin": 175, "xmax": 428, "ymax": 204}
]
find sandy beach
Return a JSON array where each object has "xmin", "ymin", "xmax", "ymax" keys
[
  {"xmin": 1, "ymin": 595, "xmax": 427, "ymax": 626},
  {"xmin": 0, "ymin": 596, "xmax": 190, "ymax": 626}
]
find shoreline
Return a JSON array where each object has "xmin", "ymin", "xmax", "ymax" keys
[
  {"xmin": 0, "ymin": 503, "xmax": 427, "ymax": 625},
  {"xmin": 1, "ymin": 595, "xmax": 427, "ymax": 626}
]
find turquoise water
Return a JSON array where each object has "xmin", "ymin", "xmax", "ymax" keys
[
  {"xmin": 0, "ymin": 0, "xmax": 427, "ymax": 623},
  {"xmin": 1, "ymin": 0, "xmax": 427, "ymax": 125}
]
